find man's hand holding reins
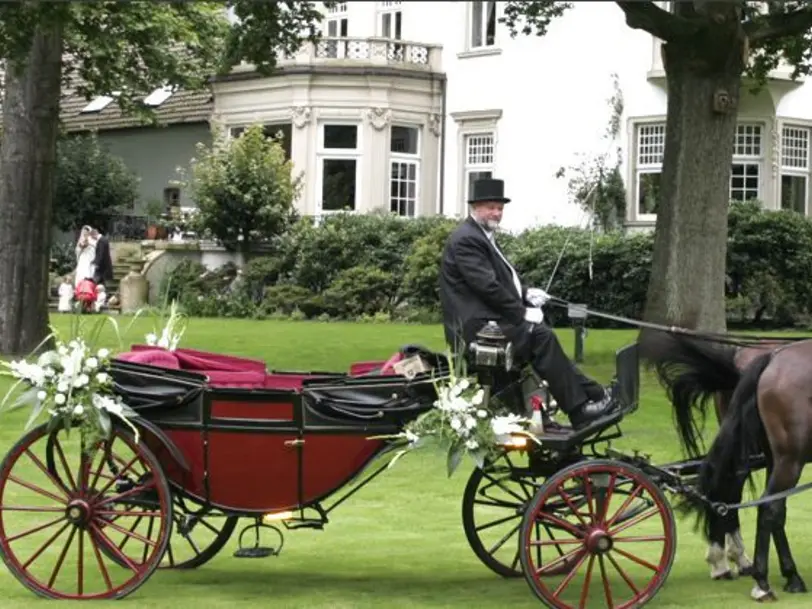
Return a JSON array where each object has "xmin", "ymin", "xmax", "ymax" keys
[{"xmin": 526, "ymin": 287, "xmax": 551, "ymax": 308}]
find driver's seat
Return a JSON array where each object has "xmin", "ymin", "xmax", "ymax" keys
[{"xmin": 444, "ymin": 324, "xmax": 556, "ymax": 419}]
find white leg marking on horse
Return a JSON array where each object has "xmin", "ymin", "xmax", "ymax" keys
[
  {"xmin": 751, "ymin": 583, "xmax": 777, "ymax": 602},
  {"xmin": 726, "ymin": 530, "xmax": 753, "ymax": 574},
  {"xmin": 707, "ymin": 542, "xmax": 733, "ymax": 580}
]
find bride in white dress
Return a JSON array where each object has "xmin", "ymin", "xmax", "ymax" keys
[{"xmin": 74, "ymin": 225, "xmax": 96, "ymax": 288}]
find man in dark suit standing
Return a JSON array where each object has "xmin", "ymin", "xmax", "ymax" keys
[
  {"xmin": 90, "ymin": 227, "xmax": 114, "ymax": 287},
  {"xmin": 439, "ymin": 178, "xmax": 617, "ymax": 430}
]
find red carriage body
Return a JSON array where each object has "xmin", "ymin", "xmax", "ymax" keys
[
  {"xmin": 0, "ymin": 333, "xmax": 679, "ymax": 609},
  {"xmin": 111, "ymin": 344, "xmax": 444, "ymax": 516}
]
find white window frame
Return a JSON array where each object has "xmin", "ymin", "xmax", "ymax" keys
[
  {"xmin": 378, "ymin": 0, "xmax": 403, "ymax": 61},
  {"xmin": 629, "ymin": 119, "xmax": 770, "ymax": 222},
  {"xmin": 389, "ymin": 124, "xmax": 421, "ymax": 218},
  {"xmin": 323, "ymin": 2, "xmax": 349, "ymax": 59},
  {"xmin": 226, "ymin": 122, "xmax": 293, "ymax": 160},
  {"xmin": 378, "ymin": 1, "xmax": 402, "ymax": 38},
  {"xmin": 730, "ymin": 122, "xmax": 764, "ymax": 203},
  {"xmin": 463, "ymin": 133, "xmax": 495, "ymax": 206},
  {"xmin": 632, "ymin": 120, "xmax": 665, "ymax": 223},
  {"xmin": 468, "ymin": 1, "xmax": 498, "ymax": 50},
  {"xmin": 451, "ymin": 109, "xmax": 502, "ymax": 216},
  {"xmin": 779, "ymin": 123, "xmax": 809, "ymax": 215},
  {"xmin": 316, "ymin": 122, "xmax": 362, "ymax": 216}
]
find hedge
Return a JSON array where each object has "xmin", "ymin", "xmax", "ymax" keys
[{"xmin": 159, "ymin": 202, "xmax": 812, "ymax": 329}]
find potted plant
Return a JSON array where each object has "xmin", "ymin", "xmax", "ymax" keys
[{"xmin": 144, "ymin": 199, "xmax": 167, "ymax": 240}]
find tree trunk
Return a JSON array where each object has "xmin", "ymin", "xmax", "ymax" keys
[
  {"xmin": 0, "ymin": 21, "xmax": 64, "ymax": 355},
  {"xmin": 643, "ymin": 21, "xmax": 746, "ymax": 332}
]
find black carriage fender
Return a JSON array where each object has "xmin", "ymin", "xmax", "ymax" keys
[{"xmin": 131, "ymin": 417, "xmax": 191, "ymax": 472}]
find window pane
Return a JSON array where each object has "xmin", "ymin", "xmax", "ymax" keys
[
  {"xmin": 466, "ymin": 134, "xmax": 494, "ymax": 165},
  {"xmin": 391, "ymin": 126, "xmax": 419, "ymax": 154},
  {"xmin": 390, "ymin": 160, "xmax": 418, "ymax": 217},
  {"xmin": 781, "ymin": 175, "xmax": 807, "ymax": 214},
  {"xmin": 471, "ymin": 2, "xmax": 483, "ymax": 47},
  {"xmin": 485, "ymin": 1, "xmax": 496, "ymax": 45},
  {"xmin": 322, "ymin": 159, "xmax": 357, "ymax": 211},
  {"xmin": 323, "ymin": 125, "xmax": 357, "ymax": 149},
  {"xmin": 466, "ymin": 170, "xmax": 492, "ymax": 202},
  {"xmin": 638, "ymin": 172, "xmax": 660, "ymax": 215},
  {"xmin": 730, "ymin": 163, "xmax": 759, "ymax": 201},
  {"xmin": 263, "ymin": 123, "xmax": 292, "ymax": 160}
]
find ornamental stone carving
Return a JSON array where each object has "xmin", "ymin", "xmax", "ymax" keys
[
  {"xmin": 365, "ymin": 107, "xmax": 392, "ymax": 131},
  {"xmin": 291, "ymin": 106, "xmax": 312, "ymax": 129},
  {"xmin": 428, "ymin": 113, "xmax": 442, "ymax": 137}
]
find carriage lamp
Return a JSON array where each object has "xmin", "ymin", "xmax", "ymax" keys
[
  {"xmin": 469, "ymin": 321, "xmax": 514, "ymax": 372},
  {"xmin": 263, "ymin": 510, "xmax": 294, "ymax": 523}
]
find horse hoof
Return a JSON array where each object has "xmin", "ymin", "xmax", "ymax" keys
[
  {"xmin": 713, "ymin": 570, "xmax": 735, "ymax": 581},
  {"xmin": 783, "ymin": 575, "xmax": 807, "ymax": 594},
  {"xmin": 739, "ymin": 565, "xmax": 754, "ymax": 577},
  {"xmin": 751, "ymin": 584, "xmax": 778, "ymax": 602}
]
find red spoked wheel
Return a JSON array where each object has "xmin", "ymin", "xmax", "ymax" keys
[
  {"xmin": 520, "ymin": 459, "xmax": 676, "ymax": 609},
  {"xmin": 0, "ymin": 423, "xmax": 173, "ymax": 599},
  {"xmin": 462, "ymin": 450, "xmax": 585, "ymax": 578}
]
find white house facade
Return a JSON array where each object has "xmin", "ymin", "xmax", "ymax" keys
[
  {"xmin": 216, "ymin": 1, "xmax": 666, "ymax": 231},
  {"xmin": 63, "ymin": 2, "xmax": 812, "ymax": 234}
]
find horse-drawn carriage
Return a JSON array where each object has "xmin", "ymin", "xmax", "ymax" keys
[{"xmin": 0, "ymin": 312, "xmax": 797, "ymax": 607}]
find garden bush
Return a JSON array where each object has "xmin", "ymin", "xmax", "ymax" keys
[{"xmin": 159, "ymin": 203, "xmax": 812, "ymax": 328}]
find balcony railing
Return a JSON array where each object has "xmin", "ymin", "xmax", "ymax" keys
[{"xmin": 235, "ymin": 37, "xmax": 443, "ymax": 74}]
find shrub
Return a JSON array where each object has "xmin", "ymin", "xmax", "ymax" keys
[
  {"xmin": 54, "ymin": 133, "xmax": 139, "ymax": 233},
  {"xmin": 149, "ymin": 199, "xmax": 812, "ymax": 328},
  {"xmin": 185, "ymin": 124, "xmax": 302, "ymax": 252}
]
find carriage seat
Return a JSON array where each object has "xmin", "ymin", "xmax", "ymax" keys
[{"xmin": 116, "ymin": 347, "xmax": 269, "ymax": 389}]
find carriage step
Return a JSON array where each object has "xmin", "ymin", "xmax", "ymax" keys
[
  {"xmin": 535, "ymin": 406, "xmax": 629, "ymax": 452},
  {"xmin": 284, "ymin": 520, "xmax": 325, "ymax": 530},
  {"xmin": 233, "ymin": 547, "xmax": 279, "ymax": 559}
]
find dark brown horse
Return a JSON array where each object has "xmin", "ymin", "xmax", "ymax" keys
[{"xmin": 639, "ymin": 328, "xmax": 809, "ymax": 601}]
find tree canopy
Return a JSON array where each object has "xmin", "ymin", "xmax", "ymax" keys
[
  {"xmin": 501, "ymin": 1, "xmax": 812, "ymax": 331},
  {"xmin": 0, "ymin": 1, "xmax": 333, "ymax": 354}
]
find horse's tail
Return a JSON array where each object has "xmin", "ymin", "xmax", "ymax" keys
[
  {"xmin": 689, "ymin": 351, "xmax": 771, "ymax": 540},
  {"xmin": 638, "ymin": 328, "xmax": 741, "ymax": 459}
]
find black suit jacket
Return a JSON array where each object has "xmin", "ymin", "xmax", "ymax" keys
[
  {"xmin": 92, "ymin": 236, "xmax": 114, "ymax": 284},
  {"xmin": 439, "ymin": 216, "xmax": 531, "ymax": 351}
]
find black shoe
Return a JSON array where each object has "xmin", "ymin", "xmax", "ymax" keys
[{"xmin": 568, "ymin": 392, "xmax": 618, "ymax": 430}]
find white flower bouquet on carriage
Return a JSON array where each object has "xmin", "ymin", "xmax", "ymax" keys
[
  {"xmin": 377, "ymin": 350, "xmax": 539, "ymax": 476},
  {"xmin": 144, "ymin": 299, "xmax": 187, "ymax": 351},
  {"xmin": 0, "ymin": 320, "xmax": 140, "ymax": 454}
]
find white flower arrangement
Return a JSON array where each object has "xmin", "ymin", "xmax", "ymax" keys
[
  {"xmin": 0, "ymin": 325, "xmax": 139, "ymax": 453},
  {"xmin": 378, "ymin": 352, "xmax": 538, "ymax": 476},
  {"xmin": 145, "ymin": 299, "xmax": 187, "ymax": 351}
]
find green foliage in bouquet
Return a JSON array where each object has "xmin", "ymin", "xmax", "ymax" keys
[
  {"xmin": 375, "ymin": 350, "xmax": 538, "ymax": 477},
  {"xmin": 0, "ymin": 315, "xmax": 143, "ymax": 453}
]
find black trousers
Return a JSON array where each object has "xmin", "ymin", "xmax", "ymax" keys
[{"xmin": 511, "ymin": 321, "xmax": 605, "ymax": 414}]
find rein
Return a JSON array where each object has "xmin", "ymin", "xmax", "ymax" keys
[{"xmin": 544, "ymin": 296, "xmax": 812, "ymax": 348}]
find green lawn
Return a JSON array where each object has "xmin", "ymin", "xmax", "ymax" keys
[{"xmin": 0, "ymin": 315, "xmax": 811, "ymax": 608}]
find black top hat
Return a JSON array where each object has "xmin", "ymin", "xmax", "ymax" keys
[{"xmin": 468, "ymin": 178, "xmax": 511, "ymax": 204}]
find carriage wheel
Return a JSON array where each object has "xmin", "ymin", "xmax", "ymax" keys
[
  {"xmin": 520, "ymin": 459, "xmax": 676, "ymax": 609},
  {"xmin": 462, "ymin": 451, "xmax": 584, "ymax": 578},
  {"xmin": 0, "ymin": 423, "xmax": 173, "ymax": 599},
  {"xmin": 160, "ymin": 493, "xmax": 238, "ymax": 569},
  {"xmin": 93, "ymin": 485, "xmax": 238, "ymax": 571}
]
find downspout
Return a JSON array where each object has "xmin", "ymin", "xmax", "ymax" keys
[{"xmin": 438, "ymin": 73, "xmax": 447, "ymax": 215}]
